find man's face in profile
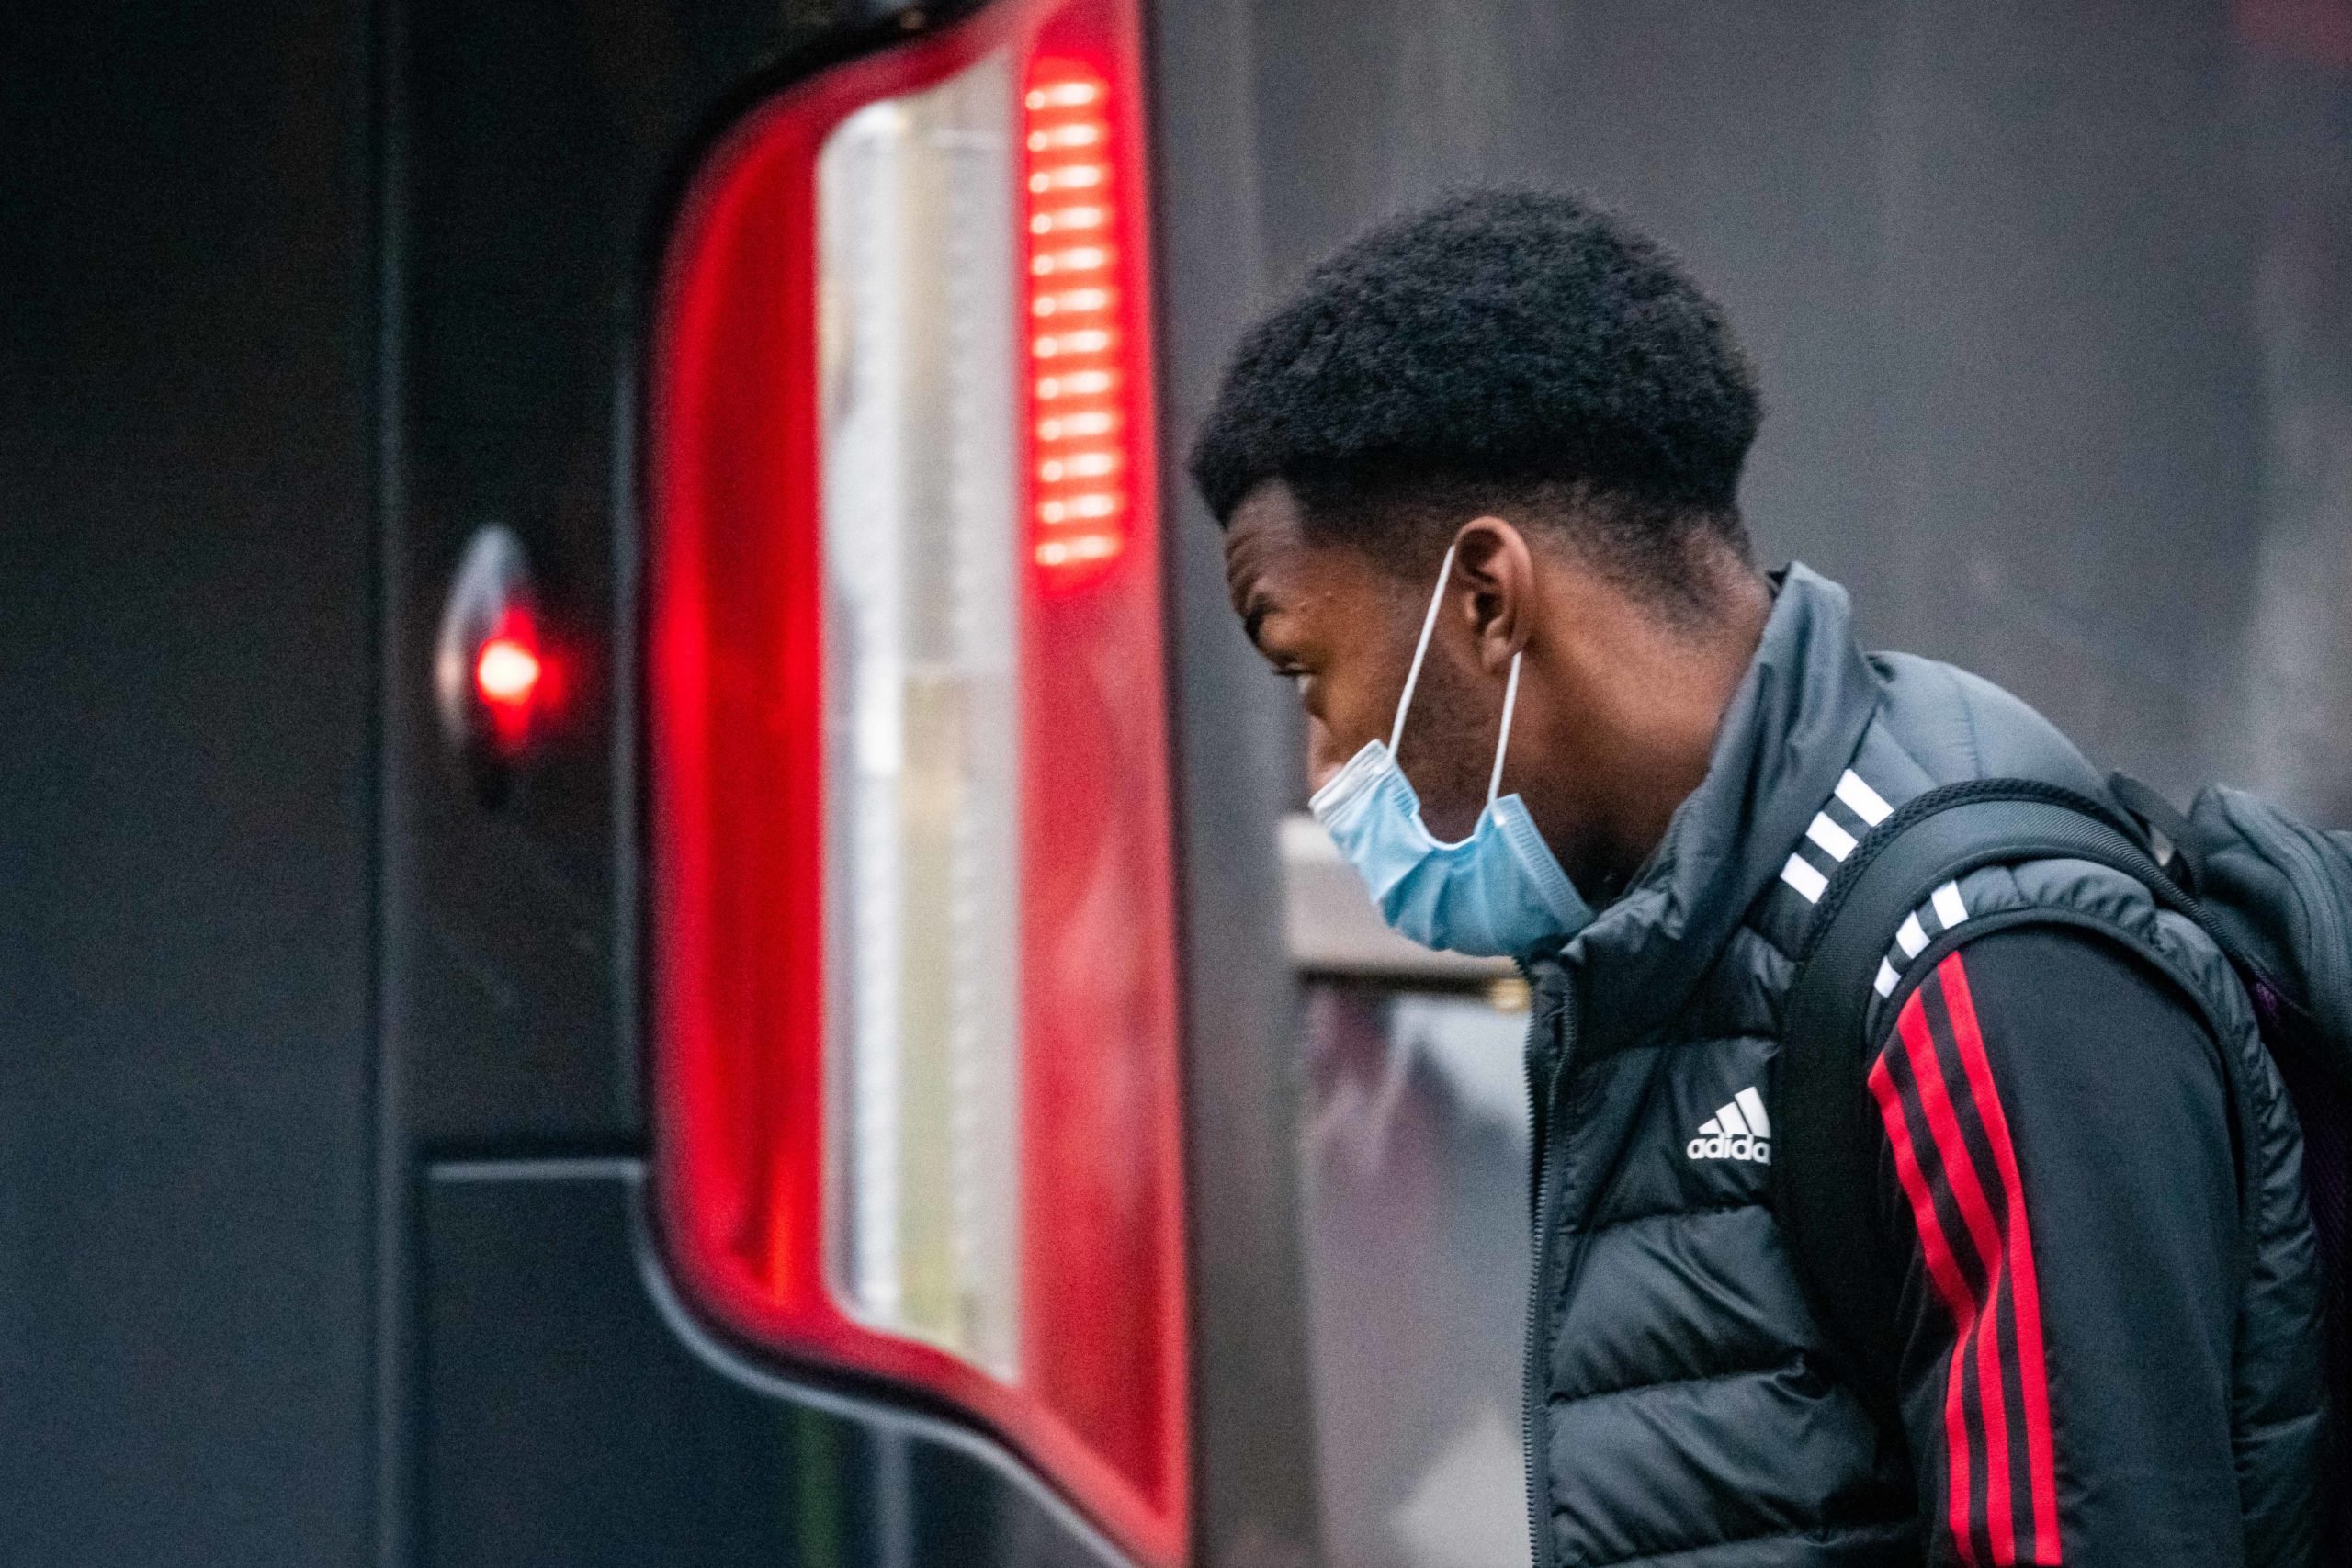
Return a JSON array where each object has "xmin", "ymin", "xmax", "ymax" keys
[{"xmin": 1222, "ymin": 479, "xmax": 1507, "ymax": 843}]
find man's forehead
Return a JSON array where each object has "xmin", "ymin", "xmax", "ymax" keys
[
  {"xmin": 1225, "ymin": 481, "xmax": 1425, "ymax": 602},
  {"xmin": 1221, "ymin": 479, "xmax": 1310, "ymax": 604}
]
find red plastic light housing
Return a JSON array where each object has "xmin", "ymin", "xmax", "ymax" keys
[{"xmin": 644, "ymin": 2, "xmax": 1186, "ymax": 1562}]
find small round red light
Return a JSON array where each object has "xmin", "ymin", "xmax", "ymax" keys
[{"xmin": 475, "ymin": 637, "xmax": 542, "ymax": 708}]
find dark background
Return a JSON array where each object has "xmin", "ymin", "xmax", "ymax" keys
[{"xmin": 1204, "ymin": 0, "xmax": 2352, "ymax": 822}]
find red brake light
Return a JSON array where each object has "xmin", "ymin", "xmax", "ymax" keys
[
  {"xmin": 435, "ymin": 525, "xmax": 560, "ymax": 784},
  {"xmin": 1023, "ymin": 59, "xmax": 1130, "ymax": 581},
  {"xmin": 475, "ymin": 629, "xmax": 542, "ymax": 710},
  {"xmin": 645, "ymin": 2, "xmax": 1185, "ymax": 1562}
]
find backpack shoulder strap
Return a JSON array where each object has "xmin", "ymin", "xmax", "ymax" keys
[{"xmin": 1775, "ymin": 778, "xmax": 2183, "ymax": 1399}]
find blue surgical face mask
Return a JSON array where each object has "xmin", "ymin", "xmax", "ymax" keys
[{"xmin": 1307, "ymin": 544, "xmax": 1595, "ymax": 958}]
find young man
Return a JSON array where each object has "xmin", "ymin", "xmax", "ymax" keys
[{"xmin": 1193, "ymin": 191, "xmax": 2324, "ymax": 1567}]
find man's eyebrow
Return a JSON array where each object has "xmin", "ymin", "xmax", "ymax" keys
[{"xmin": 1240, "ymin": 595, "xmax": 1272, "ymax": 651}]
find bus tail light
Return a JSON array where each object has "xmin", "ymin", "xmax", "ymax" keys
[{"xmin": 644, "ymin": 1, "xmax": 1185, "ymax": 1562}]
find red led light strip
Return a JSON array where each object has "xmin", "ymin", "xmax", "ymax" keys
[{"xmin": 1023, "ymin": 62, "xmax": 1127, "ymax": 575}]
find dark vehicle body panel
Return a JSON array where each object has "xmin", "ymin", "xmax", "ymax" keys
[{"xmin": 0, "ymin": 1, "xmax": 1312, "ymax": 1563}]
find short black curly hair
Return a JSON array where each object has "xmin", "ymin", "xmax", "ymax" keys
[{"xmin": 1190, "ymin": 189, "xmax": 1762, "ymax": 599}]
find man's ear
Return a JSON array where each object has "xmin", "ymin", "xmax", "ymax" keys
[{"xmin": 1449, "ymin": 515, "xmax": 1536, "ymax": 676}]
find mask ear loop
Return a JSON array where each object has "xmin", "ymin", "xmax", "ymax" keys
[
  {"xmin": 1388, "ymin": 542, "xmax": 1458, "ymax": 753},
  {"xmin": 1487, "ymin": 651, "xmax": 1521, "ymax": 808}
]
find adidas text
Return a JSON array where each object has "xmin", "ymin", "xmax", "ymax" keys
[
  {"xmin": 1685, "ymin": 1132, "xmax": 1770, "ymax": 1164},
  {"xmin": 1688, "ymin": 1085, "xmax": 1773, "ymax": 1165}
]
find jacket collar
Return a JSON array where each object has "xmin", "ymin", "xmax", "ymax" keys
[{"xmin": 1543, "ymin": 563, "xmax": 1881, "ymax": 1053}]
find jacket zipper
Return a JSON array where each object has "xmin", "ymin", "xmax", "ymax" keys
[{"xmin": 1522, "ymin": 964, "xmax": 1573, "ymax": 1568}]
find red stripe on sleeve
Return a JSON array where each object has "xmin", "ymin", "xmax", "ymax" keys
[
  {"xmin": 1875, "ymin": 952, "xmax": 2067, "ymax": 1566},
  {"xmin": 1896, "ymin": 989, "xmax": 2018, "ymax": 1562},
  {"xmin": 1939, "ymin": 951, "xmax": 2063, "ymax": 1563},
  {"xmin": 1868, "ymin": 1048, "xmax": 1981, "ymax": 1567}
]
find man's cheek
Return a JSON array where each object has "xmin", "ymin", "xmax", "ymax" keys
[{"xmin": 1303, "ymin": 714, "xmax": 1350, "ymax": 795}]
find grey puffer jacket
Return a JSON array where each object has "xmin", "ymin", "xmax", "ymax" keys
[{"xmin": 1521, "ymin": 565, "xmax": 2324, "ymax": 1567}]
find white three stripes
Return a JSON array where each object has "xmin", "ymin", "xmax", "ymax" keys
[
  {"xmin": 1780, "ymin": 770, "xmax": 1891, "ymax": 904},
  {"xmin": 1770, "ymin": 768, "xmax": 1973, "ymax": 1000},
  {"xmin": 1874, "ymin": 880, "xmax": 1970, "ymax": 997}
]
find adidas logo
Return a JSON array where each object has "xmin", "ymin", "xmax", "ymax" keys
[{"xmin": 1687, "ymin": 1086, "xmax": 1773, "ymax": 1165}]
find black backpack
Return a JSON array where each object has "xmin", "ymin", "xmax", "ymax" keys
[{"xmin": 1776, "ymin": 774, "xmax": 2351, "ymax": 1545}]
